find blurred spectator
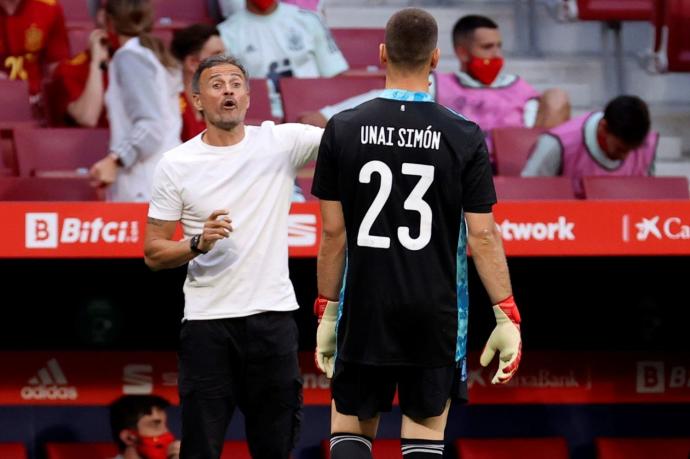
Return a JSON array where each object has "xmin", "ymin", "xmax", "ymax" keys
[
  {"xmin": 50, "ymin": 5, "xmax": 109, "ymax": 127},
  {"xmin": 170, "ymin": 24, "xmax": 225, "ymax": 141},
  {"xmin": 109, "ymin": 394, "xmax": 180, "ymax": 459},
  {"xmin": 522, "ymin": 95, "xmax": 657, "ymax": 197},
  {"xmin": 217, "ymin": 0, "xmax": 348, "ymax": 118},
  {"xmin": 89, "ymin": 0, "xmax": 181, "ymax": 202},
  {"xmin": 218, "ymin": 0, "xmax": 323, "ymax": 18},
  {"xmin": 0, "ymin": 0, "xmax": 70, "ymax": 113},
  {"xmin": 303, "ymin": 14, "xmax": 571, "ymax": 137}
]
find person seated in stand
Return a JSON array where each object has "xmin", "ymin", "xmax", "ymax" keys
[{"xmin": 521, "ymin": 95, "xmax": 657, "ymax": 197}]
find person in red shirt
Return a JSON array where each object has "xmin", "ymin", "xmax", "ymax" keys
[
  {"xmin": 0, "ymin": 0, "xmax": 70, "ymax": 108},
  {"xmin": 50, "ymin": 26, "xmax": 110, "ymax": 127},
  {"xmin": 170, "ymin": 24, "xmax": 225, "ymax": 141}
]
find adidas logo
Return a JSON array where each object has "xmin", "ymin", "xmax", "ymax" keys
[{"xmin": 20, "ymin": 358, "xmax": 78, "ymax": 400}]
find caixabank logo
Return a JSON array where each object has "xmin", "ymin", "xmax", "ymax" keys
[
  {"xmin": 21, "ymin": 358, "xmax": 78, "ymax": 400},
  {"xmin": 622, "ymin": 215, "xmax": 690, "ymax": 242},
  {"xmin": 25, "ymin": 213, "xmax": 139, "ymax": 248}
]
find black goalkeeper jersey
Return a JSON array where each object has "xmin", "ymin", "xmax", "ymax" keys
[{"xmin": 312, "ymin": 89, "xmax": 496, "ymax": 366}]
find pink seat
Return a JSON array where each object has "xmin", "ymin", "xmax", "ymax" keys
[
  {"xmin": 14, "ymin": 128, "xmax": 109, "ymax": 177},
  {"xmin": 152, "ymin": 0, "xmax": 212, "ymax": 26},
  {"xmin": 60, "ymin": 0, "xmax": 93, "ymax": 28},
  {"xmin": 582, "ymin": 176, "xmax": 690, "ymax": 199},
  {"xmin": 296, "ymin": 176, "xmax": 316, "ymax": 201},
  {"xmin": 0, "ymin": 80, "xmax": 32, "ymax": 123},
  {"xmin": 491, "ymin": 127, "xmax": 546, "ymax": 176},
  {"xmin": 280, "ymin": 76, "xmax": 385, "ymax": 123},
  {"xmin": 0, "ymin": 443, "xmax": 28, "ymax": 459},
  {"xmin": 663, "ymin": 0, "xmax": 690, "ymax": 72},
  {"xmin": 576, "ymin": 0, "xmax": 653, "ymax": 21},
  {"xmin": 596, "ymin": 437, "xmax": 690, "ymax": 459},
  {"xmin": 46, "ymin": 440, "xmax": 250, "ymax": 459},
  {"xmin": 0, "ymin": 177, "xmax": 102, "ymax": 201},
  {"xmin": 493, "ymin": 176, "xmax": 575, "ymax": 200},
  {"xmin": 246, "ymin": 79, "xmax": 280, "ymax": 124},
  {"xmin": 455, "ymin": 437, "xmax": 569, "ymax": 459},
  {"xmin": 321, "ymin": 439, "xmax": 401, "ymax": 458},
  {"xmin": 331, "ymin": 28, "xmax": 386, "ymax": 70}
]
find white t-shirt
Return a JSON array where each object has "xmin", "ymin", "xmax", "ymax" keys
[{"xmin": 148, "ymin": 122, "xmax": 323, "ymax": 320}]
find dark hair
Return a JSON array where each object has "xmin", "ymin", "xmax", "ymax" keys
[
  {"xmin": 604, "ymin": 95, "xmax": 651, "ymax": 146},
  {"xmin": 109, "ymin": 395, "xmax": 170, "ymax": 452},
  {"xmin": 191, "ymin": 54, "xmax": 249, "ymax": 93},
  {"xmin": 452, "ymin": 14, "xmax": 499, "ymax": 48},
  {"xmin": 105, "ymin": 0, "xmax": 177, "ymax": 69},
  {"xmin": 384, "ymin": 8, "xmax": 438, "ymax": 71},
  {"xmin": 171, "ymin": 24, "xmax": 220, "ymax": 62}
]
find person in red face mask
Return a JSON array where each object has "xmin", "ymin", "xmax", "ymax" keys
[{"xmin": 109, "ymin": 395, "xmax": 180, "ymax": 459}]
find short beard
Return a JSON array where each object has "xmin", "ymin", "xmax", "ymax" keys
[{"xmin": 209, "ymin": 116, "xmax": 241, "ymax": 131}]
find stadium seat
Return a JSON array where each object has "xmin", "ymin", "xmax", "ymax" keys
[
  {"xmin": 280, "ymin": 76, "xmax": 385, "ymax": 123},
  {"xmin": 60, "ymin": 0, "xmax": 93, "ymax": 28},
  {"xmin": 574, "ymin": 0, "xmax": 654, "ymax": 21},
  {"xmin": 321, "ymin": 439, "xmax": 401, "ymax": 458},
  {"xmin": 296, "ymin": 176, "xmax": 316, "ymax": 200},
  {"xmin": 0, "ymin": 80, "xmax": 32, "ymax": 123},
  {"xmin": 331, "ymin": 28, "xmax": 386, "ymax": 71},
  {"xmin": 46, "ymin": 440, "xmax": 250, "ymax": 459},
  {"xmin": 493, "ymin": 176, "xmax": 576, "ymax": 200},
  {"xmin": 0, "ymin": 443, "xmax": 28, "ymax": 459},
  {"xmin": 13, "ymin": 128, "xmax": 109, "ymax": 177},
  {"xmin": 246, "ymin": 79, "xmax": 280, "ymax": 124},
  {"xmin": 0, "ymin": 177, "xmax": 103, "ymax": 201},
  {"xmin": 596, "ymin": 437, "xmax": 690, "ymax": 459},
  {"xmin": 582, "ymin": 176, "xmax": 690, "ymax": 199},
  {"xmin": 658, "ymin": 0, "xmax": 690, "ymax": 72},
  {"xmin": 45, "ymin": 442, "xmax": 117, "ymax": 459},
  {"xmin": 491, "ymin": 127, "xmax": 546, "ymax": 176},
  {"xmin": 455, "ymin": 437, "xmax": 570, "ymax": 459},
  {"xmin": 151, "ymin": 0, "xmax": 212, "ymax": 26}
]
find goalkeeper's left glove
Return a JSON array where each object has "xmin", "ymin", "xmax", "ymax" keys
[
  {"xmin": 314, "ymin": 295, "xmax": 338, "ymax": 378},
  {"xmin": 480, "ymin": 295, "xmax": 522, "ymax": 384}
]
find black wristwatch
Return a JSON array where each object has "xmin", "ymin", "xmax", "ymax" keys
[{"xmin": 190, "ymin": 234, "xmax": 208, "ymax": 254}]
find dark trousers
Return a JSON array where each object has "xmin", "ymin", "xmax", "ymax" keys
[{"xmin": 178, "ymin": 311, "xmax": 303, "ymax": 459}]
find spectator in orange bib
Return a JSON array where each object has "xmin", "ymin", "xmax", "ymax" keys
[{"xmin": 0, "ymin": 0, "xmax": 70, "ymax": 112}]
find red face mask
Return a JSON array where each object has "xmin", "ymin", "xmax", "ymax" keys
[
  {"xmin": 134, "ymin": 431, "xmax": 176, "ymax": 459},
  {"xmin": 249, "ymin": 0, "xmax": 276, "ymax": 12},
  {"xmin": 467, "ymin": 55, "xmax": 503, "ymax": 85}
]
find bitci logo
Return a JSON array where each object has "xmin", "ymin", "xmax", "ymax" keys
[
  {"xmin": 25, "ymin": 212, "xmax": 139, "ymax": 249},
  {"xmin": 26, "ymin": 213, "xmax": 58, "ymax": 248}
]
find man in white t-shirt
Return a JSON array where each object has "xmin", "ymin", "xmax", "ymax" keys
[
  {"xmin": 217, "ymin": 0, "xmax": 348, "ymax": 118},
  {"xmin": 143, "ymin": 55, "xmax": 323, "ymax": 459}
]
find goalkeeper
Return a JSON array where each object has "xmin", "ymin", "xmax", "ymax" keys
[{"xmin": 311, "ymin": 7, "xmax": 522, "ymax": 459}]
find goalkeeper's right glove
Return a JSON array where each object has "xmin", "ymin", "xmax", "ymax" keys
[
  {"xmin": 480, "ymin": 295, "xmax": 522, "ymax": 384},
  {"xmin": 314, "ymin": 295, "xmax": 338, "ymax": 378}
]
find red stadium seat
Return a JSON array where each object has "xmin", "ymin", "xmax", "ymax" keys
[
  {"xmin": 575, "ymin": 0, "xmax": 653, "ymax": 21},
  {"xmin": 582, "ymin": 176, "xmax": 690, "ymax": 199},
  {"xmin": 46, "ymin": 440, "xmax": 249, "ymax": 459},
  {"xmin": 0, "ymin": 80, "xmax": 32, "ymax": 123},
  {"xmin": 13, "ymin": 128, "xmax": 109, "ymax": 177},
  {"xmin": 45, "ymin": 442, "xmax": 117, "ymax": 459},
  {"xmin": 455, "ymin": 437, "xmax": 569, "ymax": 459},
  {"xmin": 331, "ymin": 28, "xmax": 386, "ymax": 71},
  {"xmin": 296, "ymin": 176, "xmax": 316, "ymax": 200},
  {"xmin": 596, "ymin": 437, "xmax": 690, "ymax": 459},
  {"xmin": 151, "ymin": 0, "xmax": 212, "ymax": 26},
  {"xmin": 246, "ymin": 79, "xmax": 280, "ymax": 124},
  {"xmin": 0, "ymin": 177, "xmax": 103, "ymax": 201},
  {"xmin": 60, "ymin": 0, "xmax": 93, "ymax": 28},
  {"xmin": 493, "ymin": 176, "xmax": 576, "ymax": 200},
  {"xmin": 0, "ymin": 443, "xmax": 28, "ymax": 459},
  {"xmin": 491, "ymin": 127, "xmax": 546, "ymax": 176},
  {"xmin": 280, "ymin": 76, "xmax": 384, "ymax": 123},
  {"xmin": 654, "ymin": 0, "xmax": 690, "ymax": 72}
]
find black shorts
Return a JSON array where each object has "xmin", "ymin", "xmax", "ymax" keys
[{"xmin": 331, "ymin": 358, "xmax": 468, "ymax": 421}]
